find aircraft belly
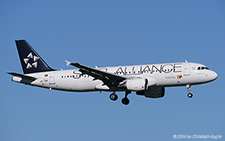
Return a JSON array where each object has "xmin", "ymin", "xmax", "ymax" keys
[{"xmin": 56, "ymin": 78, "xmax": 99, "ymax": 91}]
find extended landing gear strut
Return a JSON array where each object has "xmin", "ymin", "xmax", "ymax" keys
[
  {"xmin": 121, "ymin": 91, "xmax": 131, "ymax": 105},
  {"xmin": 186, "ymin": 84, "xmax": 193, "ymax": 98},
  {"xmin": 109, "ymin": 86, "xmax": 119, "ymax": 101},
  {"xmin": 109, "ymin": 91, "xmax": 131, "ymax": 105}
]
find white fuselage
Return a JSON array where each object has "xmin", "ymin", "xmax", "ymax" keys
[{"xmin": 12, "ymin": 62, "xmax": 218, "ymax": 92}]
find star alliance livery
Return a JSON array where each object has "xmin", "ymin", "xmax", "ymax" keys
[{"xmin": 8, "ymin": 40, "xmax": 218, "ymax": 105}]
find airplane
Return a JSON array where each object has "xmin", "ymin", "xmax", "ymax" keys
[{"xmin": 8, "ymin": 40, "xmax": 218, "ymax": 105}]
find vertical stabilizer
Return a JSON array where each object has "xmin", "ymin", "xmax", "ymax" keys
[{"xmin": 15, "ymin": 40, "xmax": 54, "ymax": 74}]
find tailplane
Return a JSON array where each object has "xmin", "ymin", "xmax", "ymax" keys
[{"xmin": 15, "ymin": 40, "xmax": 54, "ymax": 74}]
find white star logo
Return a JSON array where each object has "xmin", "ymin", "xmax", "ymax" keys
[{"xmin": 23, "ymin": 52, "xmax": 40, "ymax": 69}]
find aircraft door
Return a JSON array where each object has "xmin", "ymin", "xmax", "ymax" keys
[
  {"xmin": 183, "ymin": 63, "xmax": 190, "ymax": 76},
  {"xmin": 49, "ymin": 72, "xmax": 55, "ymax": 85}
]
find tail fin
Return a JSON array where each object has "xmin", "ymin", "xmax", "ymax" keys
[{"xmin": 15, "ymin": 40, "xmax": 54, "ymax": 74}]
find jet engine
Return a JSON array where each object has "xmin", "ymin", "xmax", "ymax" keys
[
  {"xmin": 120, "ymin": 77, "xmax": 157, "ymax": 91},
  {"xmin": 136, "ymin": 87, "xmax": 165, "ymax": 98},
  {"xmin": 125, "ymin": 78, "xmax": 148, "ymax": 91}
]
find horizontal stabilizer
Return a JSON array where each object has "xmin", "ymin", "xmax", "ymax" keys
[{"xmin": 7, "ymin": 72, "xmax": 37, "ymax": 80}]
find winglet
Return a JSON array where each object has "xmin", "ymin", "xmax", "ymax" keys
[{"xmin": 65, "ymin": 60, "xmax": 71, "ymax": 66}]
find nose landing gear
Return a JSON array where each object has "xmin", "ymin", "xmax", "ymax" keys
[
  {"xmin": 186, "ymin": 84, "xmax": 193, "ymax": 98},
  {"xmin": 187, "ymin": 93, "xmax": 193, "ymax": 98}
]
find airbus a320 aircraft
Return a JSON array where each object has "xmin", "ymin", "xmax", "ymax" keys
[{"xmin": 8, "ymin": 40, "xmax": 218, "ymax": 105}]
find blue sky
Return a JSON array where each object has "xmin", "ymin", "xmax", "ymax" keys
[{"xmin": 1, "ymin": 0, "xmax": 225, "ymax": 140}]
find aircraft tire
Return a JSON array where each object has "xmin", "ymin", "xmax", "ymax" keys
[
  {"xmin": 110, "ymin": 93, "xmax": 118, "ymax": 101},
  {"xmin": 187, "ymin": 93, "xmax": 193, "ymax": 98},
  {"xmin": 121, "ymin": 97, "xmax": 130, "ymax": 105}
]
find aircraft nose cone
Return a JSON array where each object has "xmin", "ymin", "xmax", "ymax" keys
[{"xmin": 210, "ymin": 71, "xmax": 218, "ymax": 81}]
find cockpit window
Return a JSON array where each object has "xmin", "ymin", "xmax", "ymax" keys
[{"xmin": 197, "ymin": 66, "xmax": 209, "ymax": 70}]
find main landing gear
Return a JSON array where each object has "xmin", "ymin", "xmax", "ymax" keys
[
  {"xmin": 121, "ymin": 91, "xmax": 131, "ymax": 105},
  {"xmin": 109, "ymin": 93, "xmax": 118, "ymax": 101},
  {"xmin": 109, "ymin": 91, "xmax": 131, "ymax": 105},
  {"xmin": 186, "ymin": 84, "xmax": 193, "ymax": 98}
]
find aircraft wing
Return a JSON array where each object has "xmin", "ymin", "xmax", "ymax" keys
[
  {"xmin": 66, "ymin": 60, "xmax": 126, "ymax": 87},
  {"xmin": 7, "ymin": 72, "xmax": 37, "ymax": 80}
]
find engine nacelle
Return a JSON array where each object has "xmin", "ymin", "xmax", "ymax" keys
[
  {"xmin": 125, "ymin": 78, "xmax": 148, "ymax": 91},
  {"xmin": 119, "ymin": 77, "xmax": 157, "ymax": 91},
  {"xmin": 136, "ymin": 87, "xmax": 165, "ymax": 98}
]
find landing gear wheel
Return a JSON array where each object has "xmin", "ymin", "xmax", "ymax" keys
[
  {"xmin": 186, "ymin": 84, "xmax": 193, "ymax": 98},
  {"xmin": 121, "ymin": 97, "xmax": 130, "ymax": 105},
  {"xmin": 110, "ymin": 93, "xmax": 118, "ymax": 101},
  {"xmin": 187, "ymin": 93, "xmax": 193, "ymax": 98}
]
